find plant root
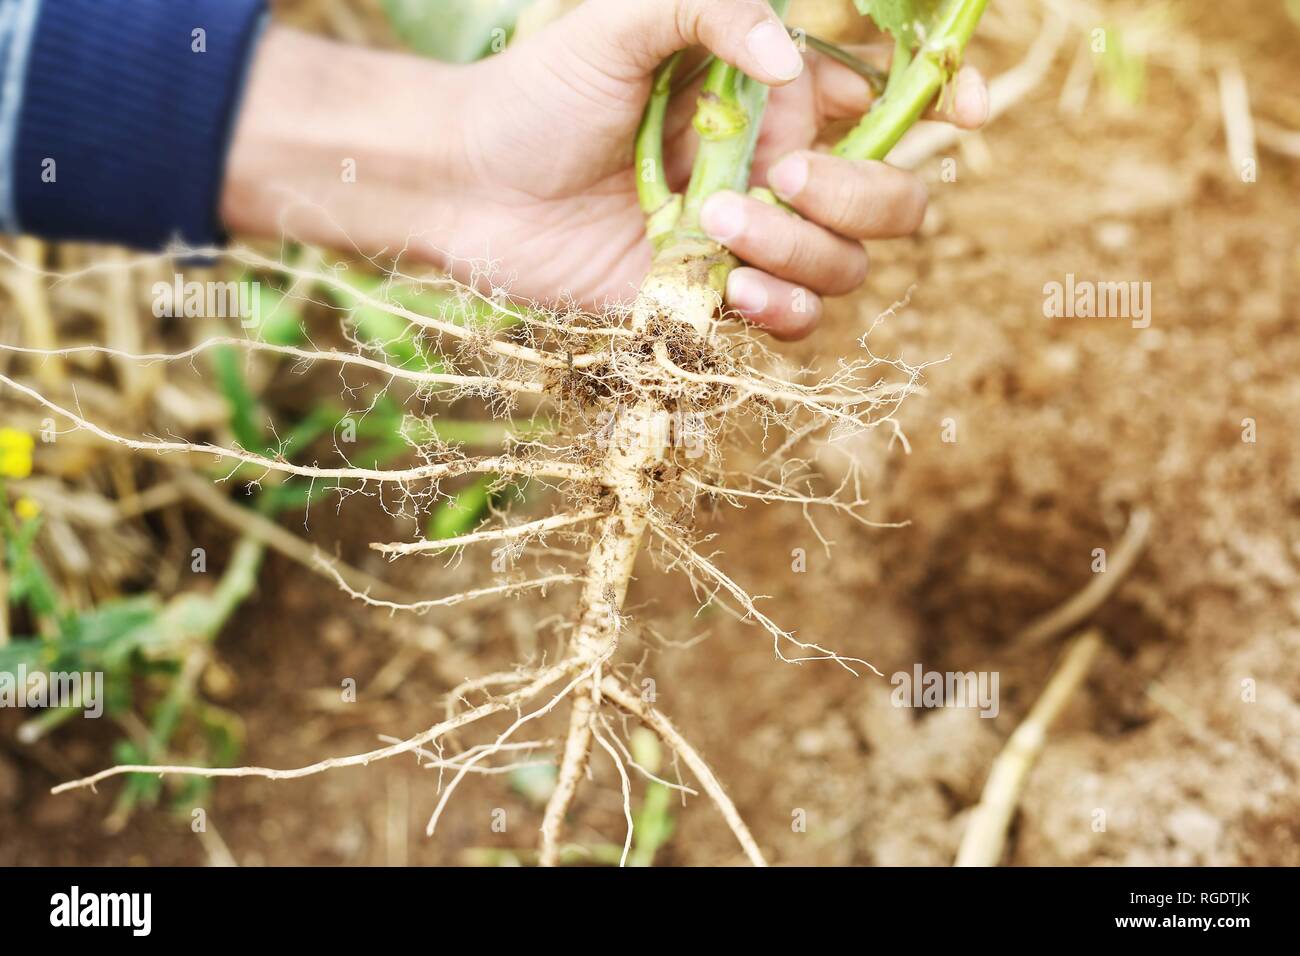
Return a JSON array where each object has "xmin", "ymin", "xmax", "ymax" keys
[
  {"xmin": 1017, "ymin": 507, "xmax": 1151, "ymax": 648},
  {"xmin": 51, "ymin": 659, "xmax": 580, "ymax": 794},
  {"xmin": 17, "ymin": 242, "xmax": 918, "ymax": 865},
  {"xmin": 539, "ymin": 680, "xmax": 598, "ymax": 867},
  {"xmin": 955, "ymin": 629, "xmax": 1103, "ymax": 867},
  {"xmin": 601, "ymin": 675, "xmax": 766, "ymax": 867}
]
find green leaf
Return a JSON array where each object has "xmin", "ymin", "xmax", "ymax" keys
[
  {"xmin": 852, "ymin": 0, "xmax": 944, "ymax": 47},
  {"xmin": 113, "ymin": 739, "xmax": 163, "ymax": 807},
  {"xmin": 627, "ymin": 729, "xmax": 673, "ymax": 866},
  {"xmin": 0, "ymin": 596, "xmax": 162, "ymax": 721},
  {"xmin": 211, "ymin": 346, "xmax": 269, "ymax": 453},
  {"xmin": 276, "ymin": 405, "xmax": 343, "ymax": 460},
  {"xmin": 381, "ymin": 0, "xmax": 535, "ymax": 63},
  {"xmin": 1095, "ymin": 25, "xmax": 1146, "ymax": 106},
  {"xmin": 4, "ymin": 512, "xmax": 63, "ymax": 623},
  {"xmin": 322, "ymin": 273, "xmax": 523, "ymax": 371},
  {"xmin": 508, "ymin": 761, "xmax": 556, "ymax": 808},
  {"xmin": 396, "ymin": 284, "xmax": 523, "ymax": 332},
  {"xmin": 630, "ymin": 780, "xmax": 675, "ymax": 867},
  {"xmin": 0, "ymin": 638, "xmax": 48, "ymax": 675},
  {"xmin": 57, "ymin": 597, "xmax": 164, "ymax": 665},
  {"xmin": 251, "ymin": 279, "xmax": 306, "ymax": 346},
  {"xmin": 320, "ymin": 274, "xmax": 441, "ymax": 371},
  {"xmin": 428, "ymin": 475, "xmax": 495, "ymax": 539}
]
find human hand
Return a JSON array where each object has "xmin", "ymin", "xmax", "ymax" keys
[{"xmin": 222, "ymin": 1, "xmax": 988, "ymax": 339}]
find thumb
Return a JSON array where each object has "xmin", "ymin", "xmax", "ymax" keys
[{"xmin": 563, "ymin": 0, "xmax": 805, "ymax": 87}]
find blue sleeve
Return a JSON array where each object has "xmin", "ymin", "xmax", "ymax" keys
[{"xmin": 0, "ymin": 0, "xmax": 268, "ymax": 250}]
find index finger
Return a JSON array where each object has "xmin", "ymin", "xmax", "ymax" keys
[{"xmin": 569, "ymin": 0, "xmax": 805, "ymax": 86}]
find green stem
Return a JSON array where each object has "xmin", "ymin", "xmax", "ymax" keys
[
  {"xmin": 115, "ymin": 534, "xmax": 265, "ymax": 818},
  {"xmin": 886, "ymin": 34, "xmax": 912, "ymax": 96},
  {"xmin": 641, "ymin": 0, "xmax": 793, "ymax": 246},
  {"xmin": 834, "ymin": 0, "xmax": 989, "ymax": 162},
  {"xmin": 635, "ymin": 52, "xmax": 683, "ymax": 243},
  {"xmin": 679, "ymin": 61, "xmax": 770, "ymax": 233},
  {"xmin": 637, "ymin": 0, "xmax": 791, "ymax": 309}
]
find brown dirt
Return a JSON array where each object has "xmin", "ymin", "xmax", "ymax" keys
[{"xmin": 2, "ymin": 0, "xmax": 1298, "ymax": 866}]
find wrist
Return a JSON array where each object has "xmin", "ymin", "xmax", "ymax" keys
[{"xmin": 220, "ymin": 25, "xmax": 471, "ymax": 262}]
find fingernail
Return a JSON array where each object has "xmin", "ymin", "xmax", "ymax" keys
[
  {"xmin": 745, "ymin": 20, "xmax": 803, "ymax": 82},
  {"xmin": 768, "ymin": 154, "xmax": 809, "ymax": 200},
  {"xmin": 726, "ymin": 271, "xmax": 768, "ymax": 316},
  {"xmin": 956, "ymin": 69, "xmax": 990, "ymax": 127},
  {"xmin": 700, "ymin": 192, "xmax": 747, "ymax": 243}
]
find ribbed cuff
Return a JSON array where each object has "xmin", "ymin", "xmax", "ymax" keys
[{"xmin": 12, "ymin": 0, "xmax": 268, "ymax": 250}]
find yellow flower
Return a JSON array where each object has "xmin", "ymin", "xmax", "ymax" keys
[
  {"xmin": 0, "ymin": 427, "xmax": 35, "ymax": 480},
  {"xmin": 14, "ymin": 497, "xmax": 41, "ymax": 521}
]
